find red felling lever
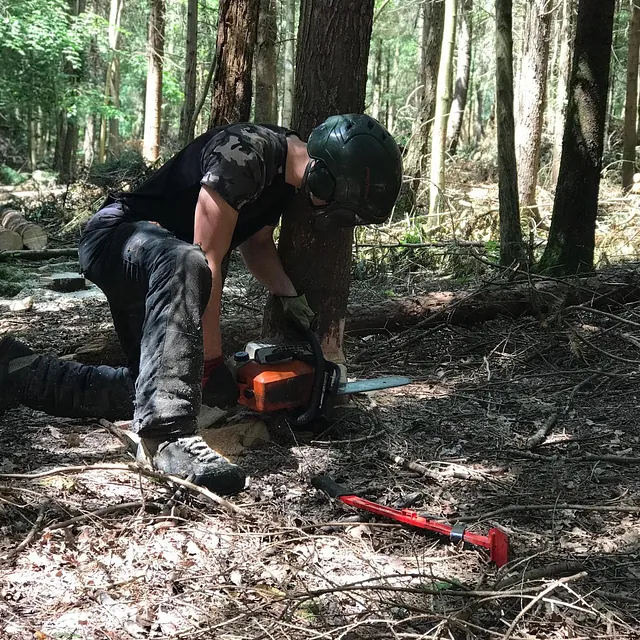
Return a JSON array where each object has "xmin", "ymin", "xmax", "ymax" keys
[{"xmin": 312, "ymin": 475, "xmax": 509, "ymax": 567}]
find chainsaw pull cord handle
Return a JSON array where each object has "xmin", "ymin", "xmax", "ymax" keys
[{"xmin": 289, "ymin": 327, "xmax": 326, "ymax": 426}]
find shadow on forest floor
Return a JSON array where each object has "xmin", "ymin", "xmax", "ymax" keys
[{"xmin": 1, "ymin": 256, "xmax": 640, "ymax": 639}]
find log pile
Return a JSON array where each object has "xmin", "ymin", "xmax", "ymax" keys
[{"xmin": 0, "ymin": 208, "xmax": 48, "ymax": 251}]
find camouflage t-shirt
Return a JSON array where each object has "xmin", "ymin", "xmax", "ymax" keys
[{"xmin": 114, "ymin": 123, "xmax": 296, "ymax": 248}]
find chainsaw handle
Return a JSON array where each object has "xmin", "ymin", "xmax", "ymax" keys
[
  {"xmin": 311, "ymin": 475, "xmax": 353, "ymax": 498},
  {"xmin": 290, "ymin": 328, "xmax": 325, "ymax": 426}
]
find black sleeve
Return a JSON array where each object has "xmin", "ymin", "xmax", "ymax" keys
[{"xmin": 200, "ymin": 128, "xmax": 266, "ymax": 211}]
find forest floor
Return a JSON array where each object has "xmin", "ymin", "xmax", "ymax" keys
[{"xmin": 1, "ymin": 179, "xmax": 640, "ymax": 639}]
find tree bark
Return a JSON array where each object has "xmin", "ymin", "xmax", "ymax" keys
[
  {"xmin": 622, "ymin": 0, "xmax": 640, "ymax": 189},
  {"xmin": 495, "ymin": 0, "xmax": 525, "ymax": 266},
  {"xmin": 538, "ymin": 0, "xmax": 615, "ymax": 275},
  {"xmin": 429, "ymin": 0, "xmax": 457, "ymax": 221},
  {"xmin": 447, "ymin": 0, "xmax": 473, "ymax": 154},
  {"xmin": 515, "ymin": 0, "xmax": 551, "ymax": 222},
  {"xmin": 209, "ymin": 0, "xmax": 260, "ymax": 128},
  {"xmin": 265, "ymin": 0, "xmax": 374, "ymax": 364},
  {"xmin": 254, "ymin": 0, "xmax": 278, "ymax": 123},
  {"xmin": 551, "ymin": 0, "xmax": 574, "ymax": 187},
  {"xmin": 179, "ymin": 0, "xmax": 198, "ymax": 146},
  {"xmin": 281, "ymin": 0, "xmax": 296, "ymax": 127},
  {"xmin": 99, "ymin": 0, "xmax": 123, "ymax": 162},
  {"xmin": 142, "ymin": 0, "xmax": 165, "ymax": 163},
  {"xmin": 371, "ymin": 38, "xmax": 383, "ymax": 121},
  {"xmin": 406, "ymin": 0, "xmax": 445, "ymax": 198}
]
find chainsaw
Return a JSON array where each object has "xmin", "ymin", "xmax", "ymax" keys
[{"xmin": 230, "ymin": 328, "xmax": 410, "ymax": 426}]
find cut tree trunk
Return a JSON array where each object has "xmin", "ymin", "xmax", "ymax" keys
[
  {"xmin": 0, "ymin": 229, "xmax": 23, "ymax": 251},
  {"xmin": 73, "ymin": 268, "xmax": 640, "ymax": 366},
  {"xmin": 1, "ymin": 209, "xmax": 48, "ymax": 250}
]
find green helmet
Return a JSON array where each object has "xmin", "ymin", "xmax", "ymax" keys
[{"xmin": 303, "ymin": 114, "xmax": 403, "ymax": 229}]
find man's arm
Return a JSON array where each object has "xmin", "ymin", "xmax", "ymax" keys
[
  {"xmin": 194, "ymin": 185, "xmax": 238, "ymax": 361},
  {"xmin": 238, "ymin": 226, "xmax": 297, "ymax": 297}
]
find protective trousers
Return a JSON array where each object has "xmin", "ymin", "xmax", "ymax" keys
[{"xmin": 15, "ymin": 202, "xmax": 212, "ymax": 440}]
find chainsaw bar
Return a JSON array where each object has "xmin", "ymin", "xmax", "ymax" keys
[{"xmin": 336, "ymin": 375, "xmax": 411, "ymax": 395}]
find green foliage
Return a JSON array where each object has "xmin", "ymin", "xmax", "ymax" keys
[{"xmin": 0, "ymin": 165, "xmax": 26, "ymax": 185}]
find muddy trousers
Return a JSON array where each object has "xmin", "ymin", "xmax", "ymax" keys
[{"xmin": 13, "ymin": 204, "xmax": 213, "ymax": 441}]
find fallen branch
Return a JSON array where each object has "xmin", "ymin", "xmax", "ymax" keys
[
  {"xmin": 45, "ymin": 500, "xmax": 162, "ymax": 532},
  {"xmin": 0, "ymin": 501, "xmax": 48, "ymax": 562},
  {"xmin": 0, "ymin": 463, "xmax": 253, "ymax": 519},
  {"xmin": 454, "ymin": 502, "xmax": 640, "ymax": 523},
  {"xmin": 0, "ymin": 247, "xmax": 78, "ymax": 261},
  {"xmin": 494, "ymin": 561, "xmax": 586, "ymax": 590},
  {"xmin": 502, "ymin": 572, "xmax": 588, "ymax": 640},
  {"xmin": 525, "ymin": 413, "xmax": 558, "ymax": 450}
]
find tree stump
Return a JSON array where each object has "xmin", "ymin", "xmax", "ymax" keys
[{"xmin": 1, "ymin": 209, "xmax": 48, "ymax": 250}]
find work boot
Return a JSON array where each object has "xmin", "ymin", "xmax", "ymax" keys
[
  {"xmin": 137, "ymin": 434, "xmax": 246, "ymax": 496},
  {"xmin": 0, "ymin": 335, "xmax": 34, "ymax": 412}
]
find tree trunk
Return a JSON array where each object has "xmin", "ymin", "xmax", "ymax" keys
[
  {"xmin": 281, "ymin": 0, "xmax": 296, "ymax": 127},
  {"xmin": 495, "ymin": 0, "xmax": 525, "ymax": 266},
  {"xmin": 538, "ymin": 0, "xmax": 615, "ymax": 275},
  {"xmin": 142, "ymin": 0, "xmax": 165, "ymax": 163},
  {"xmin": 1, "ymin": 209, "xmax": 48, "ymax": 250},
  {"xmin": 266, "ymin": 0, "xmax": 374, "ymax": 364},
  {"xmin": 429, "ymin": 0, "xmax": 457, "ymax": 221},
  {"xmin": 99, "ymin": 0, "xmax": 123, "ymax": 162},
  {"xmin": 447, "ymin": 0, "xmax": 473, "ymax": 154},
  {"xmin": 551, "ymin": 0, "xmax": 574, "ymax": 186},
  {"xmin": 209, "ymin": 0, "xmax": 260, "ymax": 128},
  {"xmin": 515, "ymin": 0, "xmax": 551, "ymax": 222},
  {"xmin": 371, "ymin": 39, "xmax": 383, "ymax": 121},
  {"xmin": 622, "ymin": 0, "xmax": 640, "ymax": 189},
  {"xmin": 474, "ymin": 86, "xmax": 484, "ymax": 141},
  {"xmin": 254, "ymin": 0, "xmax": 278, "ymax": 123},
  {"xmin": 179, "ymin": 0, "xmax": 198, "ymax": 146}
]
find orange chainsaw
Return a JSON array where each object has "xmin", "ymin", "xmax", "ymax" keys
[{"xmin": 230, "ymin": 329, "xmax": 410, "ymax": 426}]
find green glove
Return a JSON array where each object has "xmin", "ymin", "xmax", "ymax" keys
[{"xmin": 278, "ymin": 293, "xmax": 316, "ymax": 330}]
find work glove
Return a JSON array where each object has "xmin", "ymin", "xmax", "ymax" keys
[
  {"xmin": 202, "ymin": 356, "xmax": 239, "ymax": 409},
  {"xmin": 278, "ymin": 293, "xmax": 316, "ymax": 331}
]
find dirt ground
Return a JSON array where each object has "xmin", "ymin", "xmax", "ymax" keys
[{"xmin": 2, "ymin": 249, "xmax": 640, "ymax": 639}]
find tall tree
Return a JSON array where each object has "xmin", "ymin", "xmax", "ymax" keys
[
  {"xmin": 209, "ymin": 0, "xmax": 260, "ymax": 127},
  {"xmin": 99, "ymin": 0, "xmax": 123, "ymax": 162},
  {"xmin": 429, "ymin": 0, "xmax": 457, "ymax": 221},
  {"xmin": 495, "ymin": 0, "xmax": 524, "ymax": 266},
  {"xmin": 272, "ymin": 0, "xmax": 374, "ymax": 363},
  {"xmin": 447, "ymin": 0, "xmax": 473, "ymax": 154},
  {"xmin": 407, "ymin": 0, "xmax": 446, "ymax": 199},
  {"xmin": 281, "ymin": 0, "xmax": 296, "ymax": 127},
  {"xmin": 538, "ymin": 0, "xmax": 615, "ymax": 275},
  {"xmin": 515, "ymin": 0, "xmax": 551, "ymax": 222},
  {"xmin": 254, "ymin": 0, "xmax": 278, "ymax": 123},
  {"xmin": 551, "ymin": 0, "xmax": 575, "ymax": 186},
  {"xmin": 179, "ymin": 0, "xmax": 198, "ymax": 146},
  {"xmin": 142, "ymin": 0, "xmax": 165, "ymax": 163},
  {"xmin": 622, "ymin": 0, "xmax": 640, "ymax": 188}
]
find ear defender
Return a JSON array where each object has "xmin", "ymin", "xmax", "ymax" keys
[{"xmin": 306, "ymin": 160, "xmax": 336, "ymax": 202}]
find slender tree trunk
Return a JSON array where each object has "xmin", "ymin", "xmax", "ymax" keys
[
  {"xmin": 622, "ymin": 0, "xmax": 640, "ymax": 188},
  {"xmin": 538, "ymin": 0, "xmax": 615, "ymax": 275},
  {"xmin": 99, "ymin": 0, "xmax": 123, "ymax": 162},
  {"xmin": 268, "ymin": 0, "xmax": 374, "ymax": 364},
  {"xmin": 515, "ymin": 0, "xmax": 551, "ymax": 222},
  {"xmin": 551, "ymin": 0, "xmax": 574, "ymax": 186},
  {"xmin": 254, "ymin": 0, "xmax": 278, "ymax": 123},
  {"xmin": 429, "ymin": 0, "xmax": 457, "ymax": 221},
  {"xmin": 281, "ymin": 0, "xmax": 295, "ymax": 127},
  {"xmin": 179, "ymin": 0, "xmax": 198, "ymax": 145},
  {"xmin": 142, "ymin": 0, "xmax": 165, "ymax": 162},
  {"xmin": 495, "ymin": 0, "xmax": 525, "ymax": 266},
  {"xmin": 27, "ymin": 109, "xmax": 37, "ymax": 171},
  {"xmin": 209, "ymin": 0, "xmax": 260, "ymax": 127},
  {"xmin": 474, "ymin": 86, "xmax": 484, "ymax": 141},
  {"xmin": 371, "ymin": 39, "xmax": 383, "ymax": 121},
  {"xmin": 447, "ymin": 0, "xmax": 473, "ymax": 154}
]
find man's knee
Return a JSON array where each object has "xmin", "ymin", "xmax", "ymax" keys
[{"xmin": 173, "ymin": 243, "xmax": 212, "ymax": 310}]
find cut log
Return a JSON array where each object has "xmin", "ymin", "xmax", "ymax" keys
[
  {"xmin": 1, "ymin": 209, "xmax": 48, "ymax": 250},
  {"xmin": 0, "ymin": 228, "xmax": 23, "ymax": 251}
]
